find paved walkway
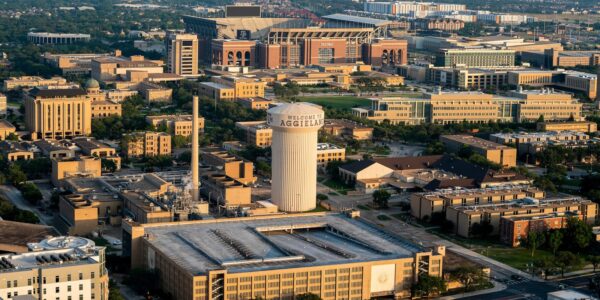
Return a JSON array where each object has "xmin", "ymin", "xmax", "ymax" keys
[{"xmin": 439, "ymin": 281, "xmax": 507, "ymax": 300}]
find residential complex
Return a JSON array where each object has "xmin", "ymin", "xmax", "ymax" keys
[
  {"xmin": 0, "ymin": 236, "xmax": 108, "ymax": 300},
  {"xmin": 440, "ymin": 135, "xmax": 517, "ymax": 167},
  {"xmin": 165, "ymin": 32, "xmax": 199, "ymax": 76},
  {"xmin": 122, "ymin": 212, "xmax": 445, "ymax": 300},
  {"xmin": 122, "ymin": 131, "xmax": 171, "ymax": 158},
  {"xmin": 353, "ymin": 89, "xmax": 582, "ymax": 125}
]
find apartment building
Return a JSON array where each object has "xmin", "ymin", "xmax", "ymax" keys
[
  {"xmin": 198, "ymin": 76, "xmax": 265, "ymax": 101},
  {"xmin": 235, "ymin": 121, "xmax": 273, "ymax": 148},
  {"xmin": 446, "ymin": 197, "xmax": 598, "ymax": 238},
  {"xmin": 166, "ymin": 32, "xmax": 199, "ymax": 76},
  {"xmin": 410, "ymin": 185, "xmax": 545, "ymax": 220},
  {"xmin": 0, "ymin": 236, "xmax": 108, "ymax": 300},
  {"xmin": 440, "ymin": 135, "xmax": 517, "ymax": 167},
  {"xmin": 25, "ymin": 87, "xmax": 92, "ymax": 140},
  {"xmin": 122, "ymin": 131, "xmax": 171, "ymax": 158},
  {"xmin": 146, "ymin": 114, "xmax": 205, "ymax": 138},
  {"xmin": 500, "ymin": 212, "xmax": 579, "ymax": 247},
  {"xmin": 123, "ymin": 212, "xmax": 445, "ymax": 300},
  {"xmin": 3, "ymin": 76, "xmax": 68, "ymax": 91},
  {"xmin": 353, "ymin": 89, "xmax": 582, "ymax": 125}
]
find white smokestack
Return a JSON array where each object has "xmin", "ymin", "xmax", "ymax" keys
[{"xmin": 191, "ymin": 95, "xmax": 199, "ymax": 202}]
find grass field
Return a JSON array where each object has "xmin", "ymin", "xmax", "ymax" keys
[{"xmin": 298, "ymin": 96, "xmax": 371, "ymax": 109}]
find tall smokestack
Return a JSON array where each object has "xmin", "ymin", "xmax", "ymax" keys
[{"xmin": 191, "ymin": 96, "xmax": 199, "ymax": 202}]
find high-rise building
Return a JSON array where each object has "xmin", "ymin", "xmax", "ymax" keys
[
  {"xmin": 267, "ymin": 103, "xmax": 324, "ymax": 212},
  {"xmin": 25, "ymin": 87, "xmax": 92, "ymax": 140},
  {"xmin": 0, "ymin": 236, "xmax": 109, "ymax": 300},
  {"xmin": 166, "ymin": 32, "xmax": 199, "ymax": 76}
]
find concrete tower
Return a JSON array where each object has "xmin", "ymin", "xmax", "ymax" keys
[
  {"xmin": 191, "ymin": 96, "xmax": 200, "ymax": 201},
  {"xmin": 267, "ymin": 103, "xmax": 324, "ymax": 212}
]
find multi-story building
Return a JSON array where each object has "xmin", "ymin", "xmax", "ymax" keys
[
  {"xmin": 33, "ymin": 139, "xmax": 75, "ymax": 159},
  {"xmin": 435, "ymin": 49, "xmax": 516, "ymax": 68},
  {"xmin": 27, "ymin": 32, "xmax": 91, "ymax": 44},
  {"xmin": 500, "ymin": 212, "xmax": 579, "ymax": 247},
  {"xmin": 0, "ymin": 140, "xmax": 34, "ymax": 161},
  {"xmin": 521, "ymin": 49, "xmax": 600, "ymax": 69},
  {"xmin": 146, "ymin": 114, "xmax": 205, "ymax": 138},
  {"xmin": 3, "ymin": 76, "xmax": 68, "ymax": 91},
  {"xmin": 91, "ymin": 55, "xmax": 164, "ymax": 82},
  {"xmin": 0, "ymin": 119, "xmax": 16, "ymax": 140},
  {"xmin": 363, "ymin": 1, "xmax": 466, "ymax": 17},
  {"xmin": 42, "ymin": 52, "xmax": 113, "ymax": 76},
  {"xmin": 0, "ymin": 92, "xmax": 7, "ymax": 115},
  {"xmin": 236, "ymin": 97, "xmax": 273, "ymax": 110},
  {"xmin": 536, "ymin": 121, "xmax": 598, "ymax": 133},
  {"xmin": 198, "ymin": 76, "xmax": 265, "ymax": 101},
  {"xmin": 428, "ymin": 67, "xmax": 513, "ymax": 90},
  {"xmin": 51, "ymin": 156, "xmax": 102, "ymax": 187},
  {"xmin": 90, "ymin": 100, "xmax": 121, "ymax": 119},
  {"xmin": 201, "ymin": 148, "xmax": 257, "ymax": 185},
  {"xmin": 446, "ymin": 196, "xmax": 598, "ymax": 238},
  {"xmin": 122, "ymin": 131, "xmax": 171, "ymax": 158},
  {"xmin": 322, "ymin": 119, "xmax": 374, "ymax": 141},
  {"xmin": 235, "ymin": 121, "xmax": 273, "ymax": 148},
  {"xmin": 166, "ymin": 32, "xmax": 199, "ymax": 76},
  {"xmin": 0, "ymin": 236, "xmax": 108, "ymax": 300},
  {"xmin": 72, "ymin": 137, "xmax": 121, "ymax": 170},
  {"xmin": 507, "ymin": 69, "xmax": 597, "ymax": 100},
  {"xmin": 353, "ymin": 89, "xmax": 582, "ymax": 125},
  {"xmin": 25, "ymin": 87, "xmax": 92, "ymax": 140},
  {"xmin": 440, "ymin": 135, "xmax": 517, "ymax": 167},
  {"xmin": 317, "ymin": 143, "xmax": 346, "ymax": 167},
  {"xmin": 122, "ymin": 212, "xmax": 446, "ymax": 300},
  {"xmin": 412, "ymin": 18, "xmax": 465, "ymax": 31},
  {"xmin": 200, "ymin": 173, "xmax": 252, "ymax": 206},
  {"xmin": 410, "ymin": 185, "xmax": 544, "ymax": 221}
]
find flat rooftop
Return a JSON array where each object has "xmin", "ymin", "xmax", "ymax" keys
[
  {"xmin": 442, "ymin": 135, "xmax": 510, "ymax": 150},
  {"xmin": 143, "ymin": 213, "xmax": 425, "ymax": 275}
]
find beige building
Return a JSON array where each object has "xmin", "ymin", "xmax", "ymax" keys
[
  {"xmin": 51, "ymin": 156, "xmax": 102, "ymax": 186},
  {"xmin": 0, "ymin": 141, "xmax": 34, "ymax": 161},
  {"xmin": 123, "ymin": 212, "xmax": 445, "ymax": 300},
  {"xmin": 166, "ymin": 32, "xmax": 199, "ymax": 76},
  {"xmin": 91, "ymin": 55, "xmax": 164, "ymax": 82},
  {"xmin": 25, "ymin": 87, "xmax": 92, "ymax": 140},
  {"xmin": 235, "ymin": 121, "xmax": 273, "ymax": 148},
  {"xmin": 446, "ymin": 197, "xmax": 598, "ymax": 238},
  {"xmin": 236, "ymin": 97, "xmax": 273, "ymax": 110},
  {"xmin": 146, "ymin": 114, "xmax": 205, "ymax": 138},
  {"xmin": 536, "ymin": 121, "xmax": 598, "ymax": 133},
  {"xmin": 73, "ymin": 137, "xmax": 121, "ymax": 170},
  {"xmin": 507, "ymin": 70, "xmax": 597, "ymax": 100},
  {"xmin": 410, "ymin": 185, "xmax": 545, "ymax": 220},
  {"xmin": 0, "ymin": 92, "xmax": 6, "ymax": 115},
  {"xmin": 317, "ymin": 143, "xmax": 346, "ymax": 167},
  {"xmin": 90, "ymin": 100, "xmax": 122, "ymax": 119},
  {"xmin": 440, "ymin": 135, "xmax": 517, "ymax": 168},
  {"xmin": 137, "ymin": 82, "xmax": 173, "ymax": 103},
  {"xmin": 322, "ymin": 119, "xmax": 374, "ymax": 141},
  {"xmin": 353, "ymin": 89, "xmax": 582, "ymax": 125},
  {"xmin": 201, "ymin": 149, "xmax": 257, "ymax": 185},
  {"xmin": 0, "ymin": 236, "xmax": 109, "ymax": 300},
  {"xmin": 122, "ymin": 131, "xmax": 171, "ymax": 158},
  {"xmin": 0, "ymin": 119, "xmax": 16, "ymax": 140},
  {"xmin": 200, "ymin": 173, "xmax": 252, "ymax": 206},
  {"xmin": 3, "ymin": 76, "xmax": 68, "ymax": 91},
  {"xmin": 198, "ymin": 76, "xmax": 266, "ymax": 101},
  {"xmin": 33, "ymin": 139, "xmax": 75, "ymax": 159}
]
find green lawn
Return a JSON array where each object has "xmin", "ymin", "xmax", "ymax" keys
[
  {"xmin": 322, "ymin": 178, "xmax": 353, "ymax": 195},
  {"xmin": 357, "ymin": 204, "xmax": 371, "ymax": 211},
  {"xmin": 298, "ymin": 96, "xmax": 371, "ymax": 109},
  {"xmin": 377, "ymin": 214, "xmax": 392, "ymax": 221},
  {"xmin": 484, "ymin": 247, "xmax": 555, "ymax": 271}
]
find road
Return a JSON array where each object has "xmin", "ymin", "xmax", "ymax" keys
[{"xmin": 0, "ymin": 184, "xmax": 54, "ymax": 226}]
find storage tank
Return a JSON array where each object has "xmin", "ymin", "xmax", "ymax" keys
[{"xmin": 267, "ymin": 103, "xmax": 324, "ymax": 212}]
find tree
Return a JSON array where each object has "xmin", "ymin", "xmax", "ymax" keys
[
  {"xmin": 533, "ymin": 258, "xmax": 553, "ymax": 280},
  {"xmin": 588, "ymin": 255, "xmax": 600, "ymax": 272},
  {"xmin": 555, "ymin": 251, "xmax": 583, "ymax": 277},
  {"xmin": 372, "ymin": 189, "xmax": 390, "ymax": 209},
  {"xmin": 108, "ymin": 279, "xmax": 126, "ymax": 300},
  {"xmin": 7, "ymin": 164, "xmax": 27, "ymax": 187},
  {"xmin": 547, "ymin": 230, "xmax": 563, "ymax": 256},
  {"xmin": 451, "ymin": 266, "xmax": 488, "ymax": 292},
  {"xmin": 527, "ymin": 231, "xmax": 546, "ymax": 257},
  {"xmin": 20, "ymin": 183, "xmax": 42, "ymax": 204},
  {"xmin": 564, "ymin": 217, "xmax": 593, "ymax": 252},
  {"xmin": 296, "ymin": 293, "xmax": 322, "ymax": 300},
  {"xmin": 101, "ymin": 159, "xmax": 117, "ymax": 173},
  {"xmin": 172, "ymin": 135, "xmax": 189, "ymax": 148},
  {"xmin": 537, "ymin": 114, "xmax": 545, "ymax": 122},
  {"xmin": 411, "ymin": 274, "xmax": 447, "ymax": 298}
]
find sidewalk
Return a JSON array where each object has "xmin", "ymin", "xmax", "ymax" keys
[{"xmin": 438, "ymin": 281, "xmax": 507, "ymax": 300}]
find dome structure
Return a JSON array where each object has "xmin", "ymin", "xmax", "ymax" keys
[{"xmin": 85, "ymin": 78, "xmax": 100, "ymax": 89}]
